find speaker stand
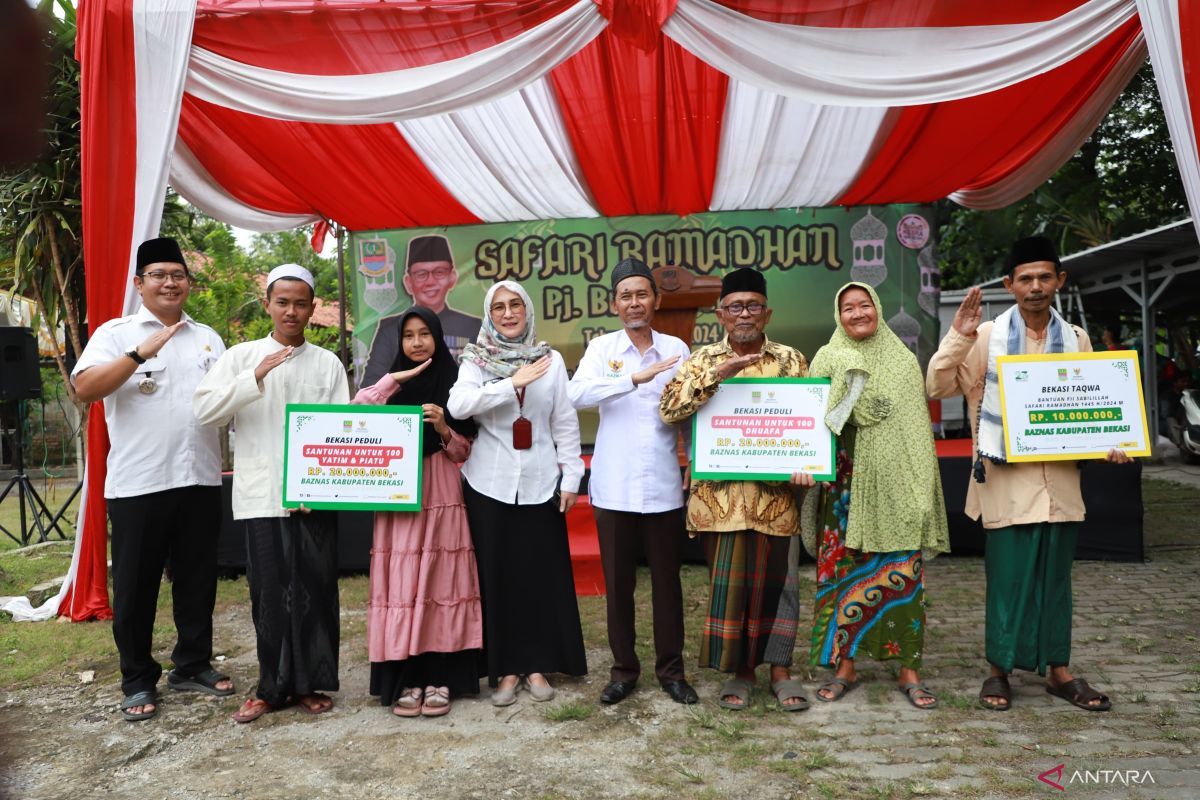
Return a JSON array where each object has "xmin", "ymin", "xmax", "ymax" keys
[{"xmin": 0, "ymin": 402, "xmax": 70, "ymax": 545}]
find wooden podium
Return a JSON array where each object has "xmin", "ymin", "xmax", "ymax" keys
[{"xmin": 651, "ymin": 264, "xmax": 722, "ymax": 347}]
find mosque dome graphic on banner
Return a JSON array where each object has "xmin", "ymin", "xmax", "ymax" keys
[
  {"xmin": 917, "ymin": 245, "xmax": 940, "ymax": 317},
  {"xmin": 850, "ymin": 211, "xmax": 888, "ymax": 286}
]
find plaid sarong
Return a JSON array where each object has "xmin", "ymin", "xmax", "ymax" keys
[{"xmin": 700, "ymin": 530, "xmax": 800, "ymax": 673}]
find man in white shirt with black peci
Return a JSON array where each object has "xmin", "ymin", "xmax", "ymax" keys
[
  {"xmin": 71, "ymin": 237, "xmax": 233, "ymax": 721},
  {"xmin": 568, "ymin": 258, "xmax": 698, "ymax": 705}
]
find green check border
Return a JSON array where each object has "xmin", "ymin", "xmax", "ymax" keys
[
  {"xmin": 691, "ymin": 377, "xmax": 835, "ymax": 482},
  {"xmin": 282, "ymin": 403, "xmax": 424, "ymax": 512}
]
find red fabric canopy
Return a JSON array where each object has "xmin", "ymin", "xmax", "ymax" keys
[{"xmin": 62, "ymin": 0, "xmax": 1197, "ymax": 622}]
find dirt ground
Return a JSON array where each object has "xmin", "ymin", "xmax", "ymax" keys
[{"xmin": 2, "ymin": 473, "xmax": 1200, "ymax": 799}]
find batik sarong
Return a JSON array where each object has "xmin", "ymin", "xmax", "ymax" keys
[
  {"xmin": 701, "ymin": 530, "xmax": 799, "ymax": 673},
  {"xmin": 810, "ymin": 428, "xmax": 926, "ymax": 669}
]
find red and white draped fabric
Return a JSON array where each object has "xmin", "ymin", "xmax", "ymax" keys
[
  {"xmin": 1137, "ymin": 0, "xmax": 1200, "ymax": 238},
  {"xmin": 50, "ymin": 0, "xmax": 1197, "ymax": 621}
]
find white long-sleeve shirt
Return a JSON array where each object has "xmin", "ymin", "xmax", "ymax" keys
[
  {"xmin": 447, "ymin": 349, "xmax": 582, "ymax": 505},
  {"xmin": 193, "ymin": 335, "xmax": 349, "ymax": 519},
  {"xmin": 568, "ymin": 329, "xmax": 690, "ymax": 513}
]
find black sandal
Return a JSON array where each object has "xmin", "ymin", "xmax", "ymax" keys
[
  {"xmin": 120, "ymin": 690, "xmax": 158, "ymax": 721},
  {"xmin": 167, "ymin": 668, "xmax": 235, "ymax": 697},
  {"xmin": 1046, "ymin": 677, "xmax": 1111, "ymax": 711},
  {"xmin": 978, "ymin": 675, "xmax": 1011, "ymax": 711}
]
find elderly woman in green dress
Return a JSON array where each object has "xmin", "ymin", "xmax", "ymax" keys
[{"xmin": 803, "ymin": 282, "xmax": 950, "ymax": 709}]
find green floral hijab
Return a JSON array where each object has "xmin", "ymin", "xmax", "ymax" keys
[{"xmin": 805, "ymin": 282, "xmax": 949, "ymax": 557}]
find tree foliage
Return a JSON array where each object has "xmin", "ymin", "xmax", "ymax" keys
[
  {"xmin": 160, "ymin": 195, "xmax": 343, "ymax": 354},
  {"xmin": 937, "ymin": 62, "xmax": 1188, "ymax": 288}
]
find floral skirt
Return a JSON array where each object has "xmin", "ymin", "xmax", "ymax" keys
[{"xmin": 809, "ymin": 426, "xmax": 926, "ymax": 670}]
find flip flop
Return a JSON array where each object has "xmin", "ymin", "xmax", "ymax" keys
[
  {"xmin": 898, "ymin": 681, "xmax": 938, "ymax": 710},
  {"xmin": 815, "ymin": 677, "xmax": 856, "ymax": 702},
  {"xmin": 120, "ymin": 690, "xmax": 158, "ymax": 721},
  {"xmin": 769, "ymin": 679, "xmax": 810, "ymax": 712},
  {"xmin": 717, "ymin": 678, "xmax": 753, "ymax": 710},
  {"xmin": 232, "ymin": 697, "xmax": 274, "ymax": 724},
  {"xmin": 167, "ymin": 668, "xmax": 235, "ymax": 697},
  {"xmin": 1046, "ymin": 678, "xmax": 1111, "ymax": 712},
  {"xmin": 978, "ymin": 675, "xmax": 1012, "ymax": 711}
]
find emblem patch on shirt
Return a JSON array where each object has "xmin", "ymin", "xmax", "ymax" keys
[{"xmin": 607, "ymin": 359, "xmax": 624, "ymax": 377}]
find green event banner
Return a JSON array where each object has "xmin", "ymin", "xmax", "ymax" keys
[{"xmin": 350, "ymin": 205, "xmax": 940, "ymax": 441}]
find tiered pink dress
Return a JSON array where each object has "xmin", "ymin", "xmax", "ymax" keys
[{"xmin": 352, "ymin": 375, "xmax": 482, "ymax": 700}]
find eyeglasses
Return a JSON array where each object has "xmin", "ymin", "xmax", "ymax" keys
[
  {"xmin": 719, "ymin": 302, "xmax": 766, "ymax": 317},
  {"xmin": 140, "ymin": 270, "xmax": 189, "ymax": 284},
  {"xmin": 489, "ymin": 300, "xmax": 525, "ymax": 316},
  {"xmin": 408, "ymin": 266, "xmax": 453, "ymax": 283}
]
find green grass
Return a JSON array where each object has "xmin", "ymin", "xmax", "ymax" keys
[
  {"xmin": 0, "ymin": 541, "xmax": 74, "ymax": 598},
  {"xmin": 540, "ymin": 699, "xmax": 595, "ymax": 722},
  {"xmin": 0, "ymin": 475, "xmax": 80, "ymax": 553}
]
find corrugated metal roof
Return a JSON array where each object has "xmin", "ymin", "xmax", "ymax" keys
[{"xmin": 1061, "ymin": 218, "xmax": 1198, "ymax": 273}]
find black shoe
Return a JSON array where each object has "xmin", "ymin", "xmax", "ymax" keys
[
  {"xmin": 599, "ymin": 680, "xmax": 637, "ymax": 705},
  {"xmin": 661, "ymin": 679, "xmax": 699, "ymax": 705}
]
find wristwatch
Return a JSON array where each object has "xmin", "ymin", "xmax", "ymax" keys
[{"xmin": 126, "ymin": 347, "xmax": 146, "ymax": 365}]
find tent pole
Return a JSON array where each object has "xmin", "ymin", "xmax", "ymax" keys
[
  {"xmin": 336, "ymin": 224, "xmax": 349, "ymax": 371},
  {"xmin": 1140, "ymin": 257, "xmax": 1158, "ymax": 448}
]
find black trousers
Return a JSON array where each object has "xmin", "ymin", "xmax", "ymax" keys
[
  {"xmin": 593, "ymin": 507, "xmax": 686, "ymax": 684},
  {"xmin": 107, "ymin": 485, "xmax": 222, "ymax": 697}
]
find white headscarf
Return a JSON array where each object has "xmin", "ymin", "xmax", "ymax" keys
[{"xmin": 461, "ymin": 281, "xmax": 550, "ymax": 377}]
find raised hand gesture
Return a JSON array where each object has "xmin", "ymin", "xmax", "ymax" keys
[
  {"xmin": 137, "ymin": 321, "xmax": 186, "ymax": 360},
  {"xmin": 952, "ymin": 286, "xmax": 983, "ymax": 337},
  {"xmin": 511, "ymin": 355, "xmax": 552, "ymax": 389},
  {"xmin": 717, "ymin": 352, "xmax": 762, "ymax": 381},
  {"xmin": 254, "ymin": 346, "xmax": 294, "ymax": 383},
  {"xmin": 389, "ymin": 358, "xmax": 432, "ymax": 385},
  {"xmin": 632, "ymin": 355, "xmax": 681, "ymax": 386}
]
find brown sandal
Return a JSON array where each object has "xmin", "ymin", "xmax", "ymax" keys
[
  {"xmin": 979, "ymin": 676, "xmax": 1008, "ymax": 714},
  {"xmin": 978, "ymin": 675, "xmax": 1012, "ymax": 711},
  {"xmin": 1046, "ymin": 678, "xmax": 1111, "ymax": 711}
]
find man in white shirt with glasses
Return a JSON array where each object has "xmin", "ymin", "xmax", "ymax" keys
[
  {"xmin": 568, "ymin": 258, "xmax": 698, "ymax": 706},
  {"xmin": 72, "ymin": 237, "xmax": 232, "ymax": 721}
]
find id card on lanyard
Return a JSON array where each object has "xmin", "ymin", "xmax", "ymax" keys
[{"xmin": 512, "ymin": 386, "xmax": 532, "ymax": 449}]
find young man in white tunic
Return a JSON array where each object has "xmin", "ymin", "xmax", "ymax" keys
[
  {"xmin": 193, "ymin": 265, "xmax": 349, "ymax": 723},
  {"xmin": 568, "ymin": 258, "xmax": 699, "ymax": 705},
  {"xmin": 72, "ymin": 237, "xmax": 233, "ymax": 721}
]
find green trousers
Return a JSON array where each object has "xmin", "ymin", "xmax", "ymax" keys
[{"xmin": 984, "ymin": 522, "xmax": 1078, "ymax": 676}]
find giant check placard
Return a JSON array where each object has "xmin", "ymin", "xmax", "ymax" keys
[
  {"xmin": 283, "ymin": 404, "xmax": 424, "ymax": 511},
  {"xmin": 692, "ymin": 378, "xmax": 834, "ymax": 481},
  {"xmin": 996, "ymin": 351, "xmax": 1150, "ymax": 462}
]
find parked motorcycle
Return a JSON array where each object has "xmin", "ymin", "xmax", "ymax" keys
[{"xmin": 1168, "ymin": 388, "xmax": 1200, "ymax": 464}]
